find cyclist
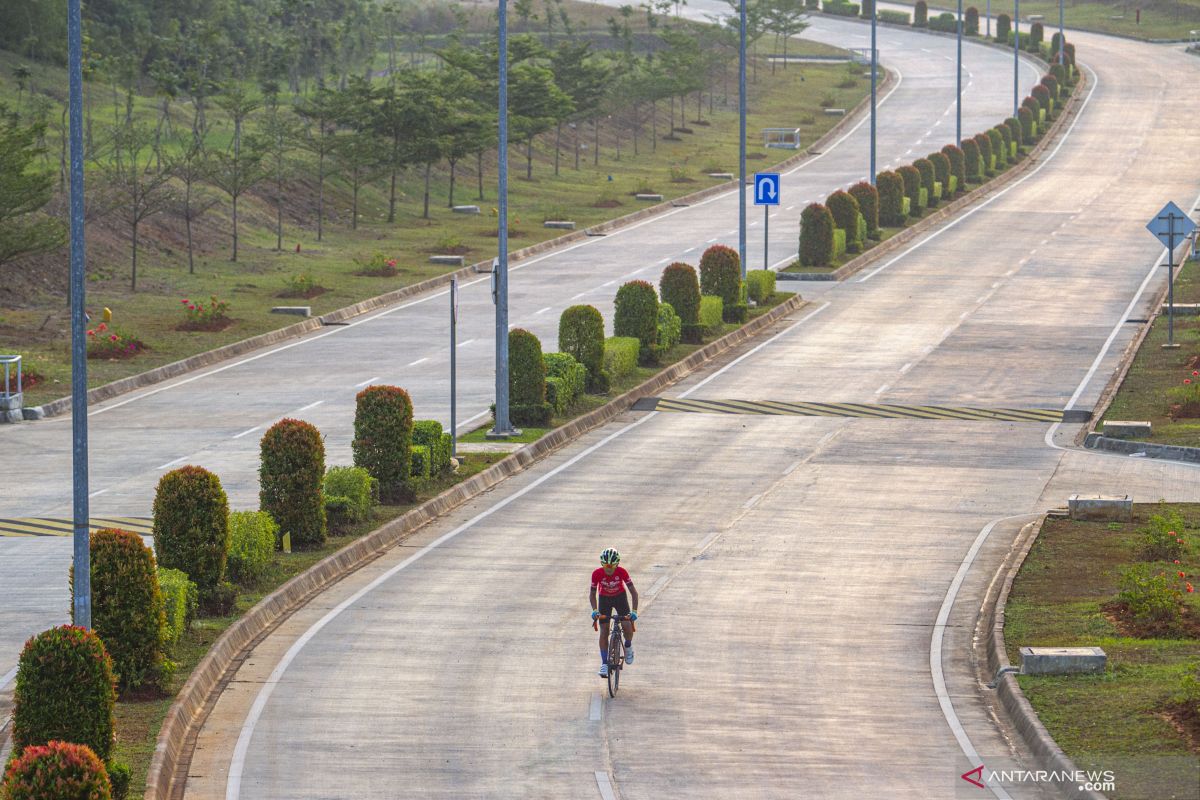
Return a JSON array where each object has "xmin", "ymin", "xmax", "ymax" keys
[{"xmin": 590, "ymin": 548, "xmax": 639, "ymax": 678}]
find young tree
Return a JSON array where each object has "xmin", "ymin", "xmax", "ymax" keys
[
  {"xmin": 101, "ymin": 122, "xmax": 176, "ymax": 291},
  {"xmin": 723, "ymin": 0, "xmax": 770, "ymax": 83},
  {"xmin": 208, "ymin": 86, "xmax": 265, "ymax": 262},
  {"xmin": 252, "ymin": 91, "xmax": 300, "ymax": 252},
  {"xmin": 0, "ymin": 109, "xmax": 64, "ymax": 270},
  {"xmin": 550, "ymin": 42, "xmax": 609, "ymax": 176},
  {"xmin": 163, "ymin": 132, "xmax": 216, "ymax": 275},
  {"xmin": 292, "ymin": 87, "xmax": 342, "ymax": 241},
  {"xmin": 765, "ymin": 0, "xmax": 810, "ymax": 73},
  {"xmin": 510, "ymin": 60, "xmax": 573, "ymax": 180}
]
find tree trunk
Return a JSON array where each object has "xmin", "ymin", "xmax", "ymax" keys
[
  {"xmin": 554, "ymin": 122, "xmax": 561, "ymax": 176},
  {"xmin": 772, "ymin": 34, "xmax": 778, "ymax": 75},
  {"xmin": 448, "ymin": 159, "xmax": 457, "ymax": 207},
  {"xmin": 276, "ymin": 175, "xmax": 283, "ymax": 251},
  {"xmin": 783, "ymin": 34, "xmax": 789, "ymax": 69},
  {"xmin": 669, "ymin": 96, "xmax": 675, "ymax": 132},
  {"xmin": 185, "ymin": 180, "xmax": 195, "ymax": 275},
  {"xmin": 352, "ymin": 166, "xmax": 360, "ymax": 230},
  {"xmin": 526, "ymin": 136, "xmax": 533, "ymax": 180},
  {"xmin": 317, "ymin": 151, "xmax": 325, "ymax": 242},
  {"xmin": 477, "ymin": 150, "xmax": 485, "ymax": 201},
  {"xmin": 574, "ymin": 126, "xmax": 580, "ymax": 170},
  {"xmin": 632, "ymin": 103, "xmax": 639, "ymax": 156},
  {"xmin": 423, "ymin": 161, "xmax": 431, "ymax": 219},
  {"xmin": 652, "ymin": 100, "xmax": 657, "ymax": 152},
  {"xmin": 593, "ymin": 119, "xmax": 599, "ymax": 166},
  {"xmin": 131, "ymin": 219, "xmax": 138, "ymax": 291},
  {"xmin": 59, "ymin": 107, "xmax": 67, "ymax": 193},
  {"xmin": 232, "ymin": 194, "xmax": 239, "ymax": 262},
  {"xmin": 389, "ymin": 165, "xmax": 398, "ymax": 223}
]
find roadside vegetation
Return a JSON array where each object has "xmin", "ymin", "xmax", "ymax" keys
[
  {"xmin": 0, "ymin": 0, "xmax": 859, "ymax": 408},
  {"xmin": 876, "ymin": 0, "xmax": 1200, "ymax": 40},
  {"xmin": 1005, "ymin": 504, "xmax": 1200, "ymax": 799}
]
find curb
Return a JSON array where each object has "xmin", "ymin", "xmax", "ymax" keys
[
  {"xmin": 780, "ymin": 62, "xmax": 1085, "ymax": 283},
  {"xmin": 981, "ymin": 516, "xmax": 1108, "ymax": 800},
  {"xmin": 26, "ymin": 72, "xmax": 887, "ymax": 423},
  {"xmin": 1083, "ymin": 433, "xmax": 1200, "ymax": 463},
  {"xmin": 143, "ymin": 293, "xmax": 807, "ymax": 800}
]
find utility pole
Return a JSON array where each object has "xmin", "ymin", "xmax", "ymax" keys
[
  {"xmin": 956, "ymin": 0, "xmax": 963, "ymax": 147},
  {"xmin": 739, "ymin": 0, "xmax": 748, "ymax": 281},
  {"xmin": 870, "ymin": 1, "xmax": 877, "ymax": 184},
  {"xmin": 489, "ymin": 0, "xmax": 517, "ymax": 438}
]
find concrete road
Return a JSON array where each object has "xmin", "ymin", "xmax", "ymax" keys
[
  {"xmin": 0, "ymin": 18, "xmax": 1041, "ymax": 684},
  {"xmin": 182, "ymin": 27, "xmax": 1200, "ymax": 800}
]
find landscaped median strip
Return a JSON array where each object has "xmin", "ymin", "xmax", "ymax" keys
[{"xmin": 142, "ymin": 291, "xmax": 807, "ymax": 800}]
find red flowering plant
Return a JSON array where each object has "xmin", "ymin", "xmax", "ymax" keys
[
  {"xmin": 86, "ymin": 322, "xmax": 146, "ymax": 359},
  {"xmin": 178, "ymin": 295, "xmax": 231, "ymax": 330},
  {"xmin": 1139, "ymin": 506, "xmax": 1188, "ymax": 562},
  {"xmin": 1167, "ymin": 366, "xmax": 1200, "ymax": 416},
  {"xmin": 354, "ymin": 252, "xmax": 400, "ymax": 277}
]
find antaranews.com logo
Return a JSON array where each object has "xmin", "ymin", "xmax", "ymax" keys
[{"xmin": 961, "ymin": 764, "xmax": 1116, "ymax": 793}]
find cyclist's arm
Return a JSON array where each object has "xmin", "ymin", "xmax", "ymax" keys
[
  {"xmin": 626, "ymin": 579, "xmax": 638, "ymax": 612},
  {"xmin": 589, "ymin": 584, "xmax": 597, "ymax": 612}
]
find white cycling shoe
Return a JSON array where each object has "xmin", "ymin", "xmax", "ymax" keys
[
  {"xmin": 598, "ymin": 663, "xmax": 610, "ymax": 677},
  {"xmin": 625, "ymin": 647, "xmax": 634, "ymax": 664}
]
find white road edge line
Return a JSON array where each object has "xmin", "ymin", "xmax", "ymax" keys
[
  {"xmin": 455, "ymin": 339, "xmax": 475, "ymax": 348},
  {"xmin": 857, "ymin": 63, "xmax": 1100, "ymax": 284},
  {"xmin": 900, "ymin": 362, "xmax": 914, "ymax": 374},
  {"xmin": 455, "ymin": 410, "xmax": 490, "ymax": 432},
  {"xmin": 407, "ymin": 358, "xmax": 429, "ymax": 367},
  {"xmin": 232, "ymin": 426, "xmax": 262, "ymax": 440},
  {"xmin": 0, "ymin": 666, "xmax": 16, "ymax": 692},
  {"xmin": 89, "ymin": 489, "xmax": 108, "ymax": 499},
  {"xmin": 595, "ymin": 771, "xmax": 617, "ymax": 800},
  {"xmin": 225, "ymin": 300, "xmax": 833, "ymax": 800},
  {"xmin": 157, "ymin": 456, "xmax": 187, "ymax": 471},
  {"xmin": 589, "ymin": 693, "xmax": 603, "ymax": 721},
  {"xmin": 354, "ymin": 376, "xmax": 380, "ymax": 388},
  {"xmin": 293, "ymin": 401, "xmax": 323, "ymax": 414},
  {"xmin": 932, "ymin": 514, "xmax": 1034, "ymax": 800},
  {"xmin": 535, "ymin": 307, "xmax": 551, "ymax": 315}
]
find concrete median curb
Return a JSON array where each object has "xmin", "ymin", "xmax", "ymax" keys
[
  {"xmin": 30, "ymin": 69, "xmax": 886, "ymax": 423},
  {"xmin": 981, "ymin": 516, "xmax": 1108, "ymax": 800},
  {"xmin": 143, "ymin": 293, "xmax": 806, "ymax": 800}
]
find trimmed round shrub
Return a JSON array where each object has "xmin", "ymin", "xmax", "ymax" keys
[
  {"xmin": 614, "ymin": 280, "xmax": 660, "ymax": 364},
  {"xmin": 996, "ymin": 13, "xmax": 1010, "ymax": 42},
  {"xmin": 973, "ymin": 132, "xmax": 992, "ymax": 174},
  {"xmin": 152, "ymin": 466, "xmax": 229, "ymax": 605},
  {"xmin": 913, "ymin": 0, "xmax": 928, "ymax": 26},
  {"xmin": 1041, "ymin": 74, "xmax": 1059, "ymax": 101},
  {"xmin": 965, "ymin": 6, "xmax": 978, "ymax": 34},
  {"xmin": 226, "ymin": 511, "xmax": 278, "ymax": 585},
  {"xmin": 1032, "ymin": 83, "xmax": 1050, "ymax": 111},
  {"xmin": 509, "ymin": 328, "xmax": 551, "ymax": 425},
  {"xmin": 657, "ymin": 302, "xmax": 681, "ymax": 352},
  {"xmin": 1064, "ymin": 42, "xmax": 1075, "ymax": 68},
  {"xmin": 1029, "ymin": 21, "xmax": 1044, "ymax": 47},
  {"xmin": 1050, "ymin": 62, "xmax": 1067, "ymax": 84},
  {"xmin": 996, "ymin": 124, "xmax": 1012, "ymax": 160},
  {"xmin": 876, "ymin": 171, "xmax": 905, "ymax": 227},
  {"xmin": 960, "ymin": 138, "xmax": 981, "ymax": 181},
  {"xmin": 412, "ymin": 420, "xmax": 451, "ymax": 475},
  {"xmin": 659, "ymin": 262, "xmax": 701, "ymax": 327},
  {"xmin": 746, "ymin": 270, "xmax": 776, "ymax": 304},
  {"xmin": 1023, "ymin": 95, "xmax": 1041, "ymax": 118},
  {"xmin": 913, "ymin": 158, "xmax": 935, "ymax": 208},
  {"xmin": 73, "ymin": 529, "xmax": 169, "ymax": 693},
  {"xmin": 848, "ymin": 181, "xmax": 879, "ymax": 236},
  {"xmin": 941, "ymin": 145, "xmax": 965, "ymax": 193},
  {"xmin": 13, "ymin": 626, "xmax": 116, "ymax": 763},
  {"xmin": 543, "ymin": 352, "xmax": 587, "ymax": 414},
  {"xmin": 352, "ymin": 386, "xmax": 412, "ymax": 502},
  {"xmin": 927, "ymin": 151, "xmax": 950, "ymax": 193},
  {"xmin": 1005, "ymin": 116, "xmax": 1022, "ymax": 148},
  {"xmin": 558, "ymin": 304, "xmax": 606, "ymax": 393},
  {"xmin": 860, "ymin": 0, "xmax": 873, "ymax": 18},
  {"xmin": 603, "ymin": 336, "xmax": 640, "ymax": 378},
  {"xmin": 799, "ymin": 202, "xmax": 835, "ymax": 265},
  {"xmin": 699, "ymin": 244, "xmax": 743, "ymax": 322},
  {"xmin": 1017, "ymin": 106, "xmax": 1034, "ymax": 143},
  {"xmin": 897, "ymin": 165, "xmax": 921, "ymax": 217},
  {"xmin": 261, "ymin": 418, "xmax": 327, "ymax": 548},
  {"xmin": 2, "ymin": 740, "xmax": 112, "ymax": 800},
  {"xmin": 826, "ymin": 190, "xmax": 862, "ymax": 253},
  {"xmin": 988, "ymin": 128, "xmax": 1005, "ymax": 168}
]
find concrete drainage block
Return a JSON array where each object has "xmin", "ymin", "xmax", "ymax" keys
[
  {"xmin": 1101, "ymin": 420, "xmax": 1151, "ymax": 438},
  {"xmin": 543, "ymin": 220, "xmax": 576, "ymax": 230},
  {"xmin": 270, "ymin": 306, "xmax": 311, "ymax": 317},
  {"xmin": 823, "ymin": 108, "xmax": 847, "ymax": 116},
  {"xmin": 430, "ymin": 255, "xmax": 465, "ymax": 266},
  {"xmin": 1068, "ymin": 493, "xmax": 1132, "ymax": 522},
  {"xmin": 708, "ymin": 172, "xmax": 734, "ymax": 179},
  {"xmin": 22, "ymin": 407, "xmax": 44, "ymax": 421},
  {"xmin": 635, "ymin": 193, "xmax": 663, "ymax": 202},
  {"xmin": 451, "ymin": 205, "xmax": 481, "ymax": 214},
  {"xmin": 1020, "ymin": 646, "xmax": 1106, "ymax": 676}
]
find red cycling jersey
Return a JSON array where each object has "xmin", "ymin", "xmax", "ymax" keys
[{"xmin": 591, "ymin": 566, "xmax": 631, "ymax": 596}]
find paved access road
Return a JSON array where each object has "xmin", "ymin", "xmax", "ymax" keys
[
  {"xmin": 182, "ymin": 26, "xmax": 1200, "ymax": 800},
  {"xmin": 0, "ymin": 16, "xmax": 1040, "ymax": 685}
]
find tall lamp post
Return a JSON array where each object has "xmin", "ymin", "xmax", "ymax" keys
[
  {"xmin": 68, "ymin": 0, "xmax": 90, "ymax": 628},
  {"xmin": 1058, "ymin": 0, "xmax": 1065, "ymax": 64},
  {"xmin": 870, "ymin": 0, "xmax": 877, "ymax": 184},
  {"xmin": 956, "ymin": 0, "xmax": 963, "ymax": 147},
  {"xmin": 489, "ymin": 0, "xmax": 516, "ymax": 438},
  {"xmin": 738, "ymin": 0, "xmax": 747, "ymax": 281},
  {"xmin": 1013, "ymin": 0, "xmax": 1020, "ymax": 117}
]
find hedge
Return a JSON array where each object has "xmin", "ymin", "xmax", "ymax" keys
[
  {"xmin": 224, "ymin": 511, "xmax": 277, "ymax": 585},
  {"xmin": 353, "ymin": 385, "xmax": 412, "ymax": 502},
  {"xmin": 13, "ymin": 626, "xmax": 116, "ymax": 763},
  {"xmin": 659, "ymin": 262, "xmax": 700, "ymax": 326},
  {"xmin": 799, "ymin": 202, "xmax": 836, "ymax": 265},
  {"xmin": 3, "ymin": 741, "xmax": 113, "ymax": 800},
  {"xmin": 988, "ymin": 128, "xmax": 1006, "ymax": 168},
  {"xmin": 832, "ymin": 228, "xmax": 846, "ymax": 258},
  {"xmin": 412, "ymin": 420, "xmax": 452, "ymax": 475},
  {"xmin": 558, "ymin": 304, "xmax": 606, "ymax": 393},
  {"xmin": 876, "ymin": 171, "xmax": 905, "ymax": 227},
  {"xmin": 928, "ymin": 12, "xmax": 956, "ymax": 32},
  {"xmin": 509, "ymin": 328, "xmax": 551, "ymax": 426},
  {"xmin": 261, "ymin": 418, "xmax": 327, "ymax": 548},
  {"xmin": 699, "ymin": 245, "xmax": 744, "ymax": 322},
  {"xmin": 409, "ymin": 445, "xmax": 431, "ymax": 480},
  {"xmin": 657, "ymin": 302, "xmax": 682, "ymax": 352},
  {"xmin": 965, "ymin": 5, "xmax": 979, "ymax": 34},
  {"xmin": 158, "ymin": 568, "xmax": 197, "ymax": 651},
  {"xmin": 927, "ymin": 152, "xmax": 951, "ymax": 195},
  {"xmin": 1042, "ymin": 74, "xmax": 1059, "ymax": 101},
  {"xmin": 603, "ymin": 336, "xmax": 640, "ymax": 379},
  {"xmin": 960, "ymin": 138, "xmax": 981, "ymax": 181},
  {"xmin": 913, "ymin": 0, "xmax": 928, "ymax": 26},
  {"xmin": 913, "ymin": 158, "xmax": 936, "ymax": 208},
  {"xmin": 152, "ymin": 465, "xmax": 229, "ymax": 607},
  {"xmin": 996, "ymin": 13, "xmax": 1010, "ymax": 42},
  {"xmin": 1017, "ymin": 106, "xmax": 1034, "ymax": 143},
  {"xmin": 323, "ymin": 466, "xmax": 375, "ymax": 533},
  {"xmin": 973, "ymin": 133, "xmax": 993, "ymax": 175},
  {"xmin": 699, "ymin": 296, "xmax": 724, "ymax": 334},
  {"xmin": 73, "ymin": 529, "xmax": 169, "ymax": 693},
  {"xmin": 1029, "ymin": 21, "xmax": 1044, "ymax": 46},
  {"xmin": 1050, "ymin": 62, "xmax": 1066, "ymax": 85},
  {"xmin": 859, "ymin": 0, "xmax": 873, "ymax": 17},
  {"xmin": 848, "ymin": 181, "xmax": 879, "ymax": 236},
  {"xmin": 879, "ymin": 9, "xmax": 910, "ymax": 23},
  {"xmin": 614, "ymin": 280, "xmax": 661, "ymax": 364},
  {"xmin": 543, "ymin": 352, "xmax": 587, "ymax": 415},
  {"xmin": 1005, "ymin": 116, "xmax": 1021, "ymax": 149},
  {"xmin": 823, "ymin": 0, "xmax": 859, "ymax": 16},
  {"xmin": 1032, "ymin": 83, "xmax": 1051, "ymax": 112},
  {"xmin": 897, "ymin": 165, "xmax": 922, "ymax": 217},
  {"xmin": 826, "ymin": 190, "xmax": 862, "ymax": 254},
  {"xmin": 746, "ymin": 270, "xmax": 776, "ymax": 304},
  {"xmin": 941, "ymin": 144, "xmax": 965, "ymax": 193}
]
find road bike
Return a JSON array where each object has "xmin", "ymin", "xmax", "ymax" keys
[{"xmin": 594, "ymin": 613, "xmax": 634, "ymax": 697}]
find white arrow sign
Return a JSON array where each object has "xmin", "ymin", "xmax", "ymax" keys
[{"xmin": 754, "ymin": 173, "xmax": 780, "ymax": 206}]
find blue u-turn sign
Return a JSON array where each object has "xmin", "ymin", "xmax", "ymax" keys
[{"xmin": 754, "ymin": 173, "xmax": 780, "ymax": 206}]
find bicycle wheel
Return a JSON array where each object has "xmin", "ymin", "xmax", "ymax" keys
[{"xmin": 607, "ymin": 630, "xmax": 622, "ymax": 697}]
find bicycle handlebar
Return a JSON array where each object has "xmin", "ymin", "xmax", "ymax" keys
[{"xmin": 593, "ymin": 613, "xmax": 636, "ymax": 631}]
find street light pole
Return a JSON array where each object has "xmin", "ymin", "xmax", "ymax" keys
[
  {"xmin": 739, "ymin": 0, "xmax": 747, "ymax": 281},
  {"xmin": 956, "ymin": 0, "xmax": 963, "ymax": 147},
  {"xmin": 1059, "ymin": 0, "xmax": 1065, "ymax": 65},
  {"xmin": 1013, "ymin": 0, "xmax": 1020, "ymax": 118},
  {"xmin": 490, "ymin": 0, "xmax": 516, "ymax": 438},
  {"xmin": 870, "ymin": 0, "xmax": 877, "ymax": 184},
  {"xmin": 68, "ymin": 0, "xmax": 90, "ymax": 628}
]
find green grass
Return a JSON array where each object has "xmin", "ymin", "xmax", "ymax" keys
[
  {"xmin": 1005, "ymin": 506, "xmax": 1200, "ymax": 799},
  {"xmin": 1100, "ymin": 254, "xmax": 1200, "ymax": 446},
  {"xmin": 109, "ymin": 451, "xmax": 505, "ymax": 796},
  {"xmin": 886, "ymin": 0, "xmax": 1200, "ymax": 41},
  {"xmin": 0, "ymin": 48, "xmax": 866, "ymax": 408}
]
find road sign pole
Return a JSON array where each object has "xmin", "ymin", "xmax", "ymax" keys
[
  {"xmin": 1168, "ymin": 217, "xmax": 1177, "ymax": 347},
  {"xmin": 870, "ymin": 5, "xmax": 877, "ymax": 185},
  {"xmin": 739, "ymin": 0, "xmax": 748, "ymax": 282},
  {"xmin": 1147, "ymin": 203, "xmax": 1196, "ymax": 351},
  {"xmin": 68, "ymin": 0, "xmax": 90, "ymax": 629},
  {"xmin": 490, "ymin": 0, "xmax": 516, "ymax": 438},
  {"xmin": 763, "ymin": 205, "xmax": 769, "ymax": 270},
  {"xmin": 450, "ymin": 277, "xmax": 457, "ymax": 458}
]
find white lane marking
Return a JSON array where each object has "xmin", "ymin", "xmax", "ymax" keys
[
  {"xmin": 589, "ymin": 694, "xmax": 603, "ymax": 721},
  {"xmin": 0, "ymin": 666, "xmax": 16, "ymax": 691},
  {"xmin": 354, "ymin": 376, "xmax": 380, "ymax": 387},
  {"xmin": 785, "ymin": 206, "xmax": 795, "ymax": 211},
  {"xmin": 535, "ymin": 307, "xmax": 552, "ymax": 315},
  {"xmin": 742, "ymin": 493, "xmax": 762, "ymax": 510},
  {"xmin": 941, "ymin": 327, "xmax": 955, "ymax": 339},
  {"xmin": 1028, "ymin": 249, "xmax": 1037, "ymax": 256},
  {"xmin": 294, "ymin": 401, "xmax": 323, "ymax": 414},
  {"xmin": 976, "ymin": 296, "xmax": 988, "ymax": 304},
  {"xmin": 571, "ymin": 292, "xmax": 587, "ymax": 300},
  {"xmin": 232, "ymin": 425, "xmax": 262, "ymax": 440},
  {"xmin": 226, "ymin": 300, "xmax": 833, "ymax": 800},
  {"xmin": 875, "ymin": 383, "xmax": 890, "ymax": 395},
  {"xmin": 157, "ymin": 456, "xmax": 187, "ymax": 471},
  {"xmin": 649, "ymin": 573, "xmax": 671, "ymax": 596},
  {"xmin": 508, "ymin": 323, "xmax": 516, "ymax": 329},
  {"xmin": 656, "ymin": 258, "xmax": 671, "ymax": 265},
  {"xmin": 89, "ymin": 489, "xmax": 108, "ymax": 499},
  {"xmin": 407, "ymin": 357, "xmax": 429, "ymax": 367},
  {"xmin": 595, "ymin": 772, "xmax": 617, "ymax": 800},
  {"xmin": 706, "ymin": 237, "xmax": 718, "ymax": 243},
  {"xmin": 932, "ymin": 514, "xmax": 1031, "ymax": 800},
  {"xmin": 455, "ymin": 410, "xmax": 490, "ymax": 431},
  {"xmin": 695, "ymin": 529, "xmax": 723, "ymax": 553},
  {"xmin": 959, "ymin": 311, "xmax": 970, "ymax": 320},
  {"xmin": 683, "ymin": 247, "xmax": 696, "ymax": 254},
  {"xmin": 601, "ymin": 280, "xmax": 616, "ymax": 287},
  {"xmin": 991, "ymin": 282, "xmax": 1001, "ymax": 289},
  {"xmin": 769, "ymin": 213, "xmax": 779, "ymax": 219},
  {"xmin": 1005, "ymin": 269, "xmax": 1016, "ymax": 276},
  {"xmin": 900, "ymin": 362, "xmax": 914, "ymax": 374},
  {"xmin": 770, "ymin": 253, "xmax": 799, "ymax": 271},
  {"xmin": 1045, "ymin": 181, "xmax": 1200, "ymax": 450},
  {"xmin": 455, "ymin": 339, "xmax": 475, "ymax": 348},
  {"xmin": 749, "ymin": 221, "xmax": 758, "ymax": 227},
  {"xmin": 783, "ymin": 459, "xmax": 803, "ymax": 475},
  {"xmin": 858, "ymin": 64, "xmax": 1099, "ymax": 284}
]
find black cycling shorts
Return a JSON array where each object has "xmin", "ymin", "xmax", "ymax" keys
[{"xmin": 598, "ymin": 592, "xmax": 630, "ymax": 618}]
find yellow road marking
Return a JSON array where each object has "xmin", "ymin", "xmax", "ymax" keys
[
  {"xmin": 648, "ymin": 398, "xmax": 1068, "ymax": 423},
  {"xmin": 0, "ymin": 518, "xmax": 152, "ymax": 538}
]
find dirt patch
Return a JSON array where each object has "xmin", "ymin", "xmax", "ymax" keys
[
  {"xmin": 670, "ymin": 176, "xmax": 697, "ymax": 184},
  {"xmin": 424, "ymin": 244, "xmax": 472, "ymax": 255},
  {"xmin": 175, "ymin": 318, "xmax": 236, "ymax": 333},
  {"xmin": 1170, "ymin": 402, "xmax": 1200, "ymax": 420},
  {"xmin": 592, "ymin": 199, "xmax": 622, "ymax": 209},
  {"xmin": 1160, "ymin": 704, "xmax": 1200, "ymax": 754},
  {"xmin": 355, "ymin": 267, "xmax": 399, "ymax": 278},
  {"xmin": 481, "ymin": 229, "xmax": 523, "ymax": 239},
  {"xmin": 277, "ymin": 286, "xmax": 328, "ymax": 300},
  {"xmin": 1102, "ymin": 601, "xmax": 1200, "ymax": 639}
]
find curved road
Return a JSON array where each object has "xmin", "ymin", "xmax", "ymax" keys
[
  {"xmin": 182, "ymin": 23, "xmax": 1200, "ymax": 800},
  {"xmin": 0, "ymin": 15, "xmax": 1042, "ymax": 685}
]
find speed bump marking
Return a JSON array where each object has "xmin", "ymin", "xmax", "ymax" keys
[
  {"xmin": 0, "ymin": 517, "xmax": 152, "ymax": 538},
  {"xmin": 639, "ymin": 397, "xmax": 1073, "ymax": 423}
]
